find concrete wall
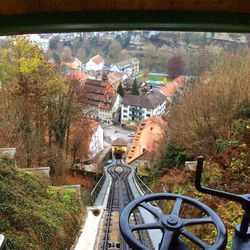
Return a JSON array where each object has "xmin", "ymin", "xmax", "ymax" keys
[{"xmin": 22, "ymin": 167, "xmax": 51, "ymax": 184}]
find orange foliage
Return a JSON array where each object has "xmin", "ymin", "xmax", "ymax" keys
[
  {"xmin": 55, "ymin": 173, "xmax": 96, "ymax": 191},
  {"xmin": 161, "ymin": 169, "xmax": 192, "ymax": 191}
]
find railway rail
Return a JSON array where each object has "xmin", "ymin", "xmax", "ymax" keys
[{"xmin": 99, "ymin": 159, "xmax": 152, "ymax": 250}]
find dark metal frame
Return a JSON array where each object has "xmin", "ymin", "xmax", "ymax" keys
[
  {"xmin": 120, "ymin": 193, "xmax": 227, "ymax": 250},
  {"xmin": 0, "ymin": 11, "xmax": 250, "ymax": 35},
  {"xmin": 195, "ymin": 156, "xmax": 250, "ymax": 250},
  {"xmin": 120, "ymin": 157, "xmax": 250, "ymax": 249}
]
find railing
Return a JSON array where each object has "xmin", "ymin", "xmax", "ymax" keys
[
  {"xmin": 134, "ymin": 171, "xmax": 153, "ymax": 195},
  {"xmin": 0, "ymin": 235, "xmax": 8, "ymax": 250},
  {"xmin": 90, "ymin": 173, "xmax": 106, "ymax": 205}
]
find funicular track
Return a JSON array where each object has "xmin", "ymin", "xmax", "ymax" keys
[{"xmin": 101, "ymin": 159, "xmax": 149, "ymax": 250}]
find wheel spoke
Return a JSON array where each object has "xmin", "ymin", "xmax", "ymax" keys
[
  {"xmin": 181, "ymin": 228, "xmax": 209, "ymax": 249},
  {"xmin": 139, "ymin": 202, "xmax": 162, "ymax": 219},
  {"xmin": 183, "ymin": 217, "xmax": 214, "ymax": 226},
  {"xmin": 171, "ymin": 198, "xmax": 183, "ymax": 216},
  {"xmin": 159, "ymin": 230, "xmax": 175, "ymax": 250},
  {"xmin": 131, "ymin": 221, "xmax": 162, "ymax": 231}
]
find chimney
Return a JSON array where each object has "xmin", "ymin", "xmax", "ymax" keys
[{"xmin": 102, "ymin": 72, "xmax": 108, "ymax": 82}]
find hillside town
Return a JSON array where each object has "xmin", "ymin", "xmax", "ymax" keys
[
  {"xmin": 1, "ymin": 32, "xmax": 198, "ymax": 172},
  {"xmin": 0, "ymin": 30, "xmax": 249, "ymax": 250},
  {"xmin": 1, "ymin": 30, "xmax": 248, "ymax": 172}
]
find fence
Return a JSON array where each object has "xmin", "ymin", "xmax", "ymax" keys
[{"xmin": 90, "ymin": 173, "xmax": 106, "ymax": 204}]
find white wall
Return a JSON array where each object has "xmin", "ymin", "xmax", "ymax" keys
[
  {"xmin": 112, "ymin": 95, "xmax": 121, "ymax": 113},
  {"xmin": 89, "ymin": 125, "xmax": 104, "ymax": 157},
  {"xmin": 86, "ymin": 61, "xmax": 104, "ymax": 71}
]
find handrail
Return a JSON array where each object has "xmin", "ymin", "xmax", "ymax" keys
[
  {"xmin": 90, "ymin": 173, "xmax": 106, "ymax": 205},
  {"xmin": 134, "ymin": 171, "xmax": 153, "ymax": 195}
]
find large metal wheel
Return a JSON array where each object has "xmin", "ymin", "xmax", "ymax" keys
[{"xmin": 120, "ymin": 193, "xmax": 227, "ymax": 250}]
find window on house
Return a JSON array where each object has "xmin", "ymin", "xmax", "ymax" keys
[
  {"xmin": 124, "ymin": 110, "xmax": 127, "ymax": 113},
  {"xmin": 146, "ymin": 114, "xmax": 150, "ymax": 117},
  {"xmin": 123, "ymin": 115, "xmax": 127, "ymax": 118}
]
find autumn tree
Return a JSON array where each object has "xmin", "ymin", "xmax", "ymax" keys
[
  {"xmin": 131, "ymin": 79, "xmax": 139, "ymax": 95},
  {"xmin": 0, "ymin": 38, "xmax": 58, "ymax": 167},
  {"xmin": 167, "ymin": 55, "xmax": 185, "ymax": 80},
  {"xmin": 164, "ymin": 51, "xmax": 250, "ymax": 157},
  {"xmin": 0, "ymin": 38, "xmax": 83, "ymax": 175},
  {"xmin": 61, "ymin": 46, "xmax": 73, "ymax": 62},
  {"xmin": 184, "ymin": 49, "xmax": 218, "ymax": 76}
]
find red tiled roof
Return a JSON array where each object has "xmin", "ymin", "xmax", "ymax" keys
[
  {"xmin": 83, "ymin": 78, "xmax": 114, "ymax": 106},
  {"xmin": 62, "ymin": 61, "xmax": 78, "ymax": 70},
  {"xmin": 98, "ymin": 92, "xmax": 118, "ymax": 110},
  {"xmin": 61, "ymin": 57, "xmax": 82, "ymax": 70},
  {"xmin": 108, "ymin": 72, "xmax": 124, "ymax": 84},
  {"xmin": 161, "ymin": 76, "xmax": 187, "ymax": 97},
  {"xmin": 90, "ymin": 54, "xmax": 104, "ymax": 65},
  {"xmin": 126, "ymin": 116, "xmax": 166, "ymax": 164},
  {"xmin": 173, "ymin": 75, "xmax": 187, "ymax": 87},
  {"xmin": 66, "ymin": 71, "xmax": 88, "ymax": 81},
  {"xmin": 161, "ymin": 84, "xmax": 175, "ymax": 97}
]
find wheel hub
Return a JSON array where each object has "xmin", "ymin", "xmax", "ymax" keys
[{"xmin": 162, "ymin": 215, "xmax": 183, "ymax": 230}]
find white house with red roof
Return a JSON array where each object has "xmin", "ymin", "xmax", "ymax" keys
[{"xmin": 86, "ymin": 54, "xmax": 104, "ymax": 71}]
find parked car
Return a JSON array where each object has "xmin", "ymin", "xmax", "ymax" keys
[{"xmin": 127, "ymin": 133, "xmax": 135, "ymax": 137}]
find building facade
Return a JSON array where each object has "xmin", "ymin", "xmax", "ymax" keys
[
  {"xmin": 98, "ymin": 92, "xmax": 121, "ymax": 124},
  {"xmin": 110, "ymin": 57, "xmax": 139, "ymax": 77},
  {"xmin": 86, "ymin": 54, "xmax": 104, "ymax": 71},
  {"xmin": 121, "ymin": 92, "xmax": 166, "ymax": 123}
]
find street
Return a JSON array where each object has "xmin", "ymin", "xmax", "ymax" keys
[{"xmin": 103, "ymin": 124, "xmax": 135, "ymax": 147}]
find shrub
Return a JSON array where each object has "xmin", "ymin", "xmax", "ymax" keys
[
  {"xmin": 0, "ymin": 161, "xmax": 83, "ymax": 249},
  {"xmin": 162, "ymin": 143, "xmax": 187, "ymax": 169}
]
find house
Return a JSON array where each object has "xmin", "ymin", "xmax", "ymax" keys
[
  {"xmin": 88, "ymin": 122, "xmax": 104, "ymax": 158},
  {"xmin": 86, "ymin": 54, "xmax": 104, "ymax": 71},
  {"xmin": 121, "ymin": 92, "xmax": 166, "ymax": 123},
  {"xmin": 61, "ymin": 57, "xmax": 82, "ymax": 73},
  {"xmin": 160, "ymin": 75, "xmax": 187, "ymax": 107},
  {"xmin": 110, "ymin": 57, "xmax": 139, "ymax": 77},
  {"xmin": 66, "ymin": 71, "xmax": 88, "ymax": 83},
  {"xmin": 129, "ymin": 31, "xmax": 145, "ymax": 50},
  {"xmin": 27, "ymin": 34, "xmax": 49, "ymax": 52},
  {"xmin": 83, "ymin": 73, "xmax": 113, "ymax": 107},
  {"xmin": 71, "ymin": 118, "xmax": 104, "ymax": 161},
  {"xmin": 126, "ymin": 116, "xmax": 165, "ymax": 165},
  {"xmin": 107, "ymin": 71, "xmax": 127, "ymax": 91},
  {"xmin": 83, "ymin": 73, "xmax": 115, "ymax": 119},
  {"xmin": 111, "ymin": 138, "xmax": 127, "ymax": 158},
  {"xmin": 98, "ymin": 92, "xmax": 121, "ymax": 124}
]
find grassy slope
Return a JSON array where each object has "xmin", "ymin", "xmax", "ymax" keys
[{"xmin": 0, "ymin": 155, "xmax": 83, "ymax": 250}]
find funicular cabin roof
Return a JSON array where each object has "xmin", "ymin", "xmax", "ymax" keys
[
  {"xmin": 0, "ymin": 0, "xmax": 250, "ymax": 15},
  {"xmin": 0, "ymin": 1, "xmax": 250, "ymax": 34}
]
